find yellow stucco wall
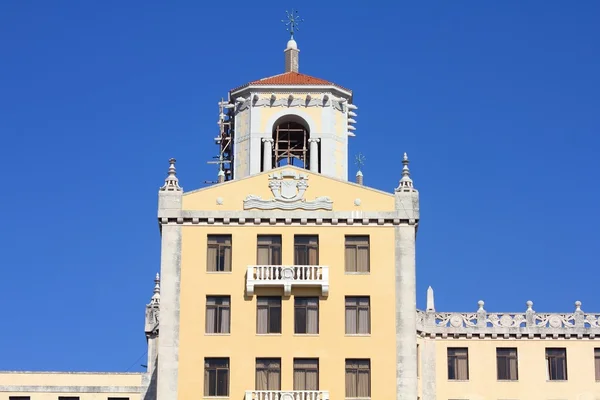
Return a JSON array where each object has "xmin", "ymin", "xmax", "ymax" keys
[
  {"xmin": 182, "ymin": 166, "xmax": 394, "ymax": 212},
  {"xmin": 435, "ymin": 339, "xmax": 600, "ymax": 400},
  {"xmin": 178, "ymin": 168, "xmax": 397, "ymax": 399}
]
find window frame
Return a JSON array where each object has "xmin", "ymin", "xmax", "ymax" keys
[
  {"xmin": 345, "ymin": 358, "xmax": 371, "ymax": 398},
  {"xmin": 546, "ymin": 347, "xmax": 568, "ymax": 381},
  {"xmin": 204, "ymin": 358, "xmax": 230, "ymax": 397},
  {"xmin": 344, "ymin": 235, "xmax": 370, "ymax": 273},
  {"xmin": 345, "ymin": 296, "xmax": 371, "ymax": 335},
  {"xmin": 447, "ymin": 347, "xmax": 469, "ymax": 381},
  {"xmin": 255, "ymin": 358, "xmax": 281, "ymax": 391},
  {"xmin": 257, "ymin": 235, "xmax": 282, "ymax": 265},
  {"xmin": 294, "ymin": 235, "xmax": 319, "ymax": 265},
  {"xmin": 257, "ymin": 296, "xmax": 282, "ymax": 334},
  {"xmin": 207, "ymin": 234, "xmax": 232, "ymax": 272},
  {"xmin": 294, "ymin": 297, "xmax": 319, "ymax": 334},
  {"xmin": 496, "ymin": 347, "xmax": 518, "ymax": 381},
  {"xmin": 205, "ymin": 296, "xmax": 231, "ymax": 334},
  {"xmin": 293, "ymin": 358, "xmax": 320, "ymax": 391}
]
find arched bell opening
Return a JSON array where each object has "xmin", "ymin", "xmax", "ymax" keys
[{"xmin": 271, "ymin": 115, "xmax": 311, "ymax": 169}]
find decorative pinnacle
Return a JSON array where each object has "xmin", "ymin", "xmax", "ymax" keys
[
  {"xmin": 150, "ymin": 273, "xmax": 160, "ymax": 305},
  {"xmin": 160, "ymin": 158, "xmax": 182, "ymax": 192},
  {"xmin": 395, "ymin": 152, "xmax": 414, "ymax": 191},
  {"xmin": 354, "ymin": 152, "xmax": 366, "ymax": 173},
  {"xmin": 282, "ymin": 9, "xmax": 303, "ymax": 40}
]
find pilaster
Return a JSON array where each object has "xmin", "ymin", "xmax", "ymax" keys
[
  {"xmin": 421, "ymin": 339, "xmax": 437, "ymax": 400},
  {"xmin": 157, "ymin": 159, "xmax": 183, "ymax": 400}
]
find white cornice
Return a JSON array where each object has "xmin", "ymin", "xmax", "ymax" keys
[{"xmin": 231, "ymin": 84, "xmax": 352, "ymax": 99}]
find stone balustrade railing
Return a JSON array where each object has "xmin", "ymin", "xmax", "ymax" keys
[
  {"xmin": 244, "ymin": 390, "xmax": 330, "ymax": 400},
  {"xmin": 417, "ymin": 300, "xmax": 600, "ymax": 338},
  {"xmin": 246, "ymin": 265, "xmax": 329, "ymax": 296}
]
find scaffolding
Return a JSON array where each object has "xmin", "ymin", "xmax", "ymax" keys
[
  {"xmin": 208, "ymin": 98, "xmax": 235, "ymax": 181},
  {"xmin": 273, "ymin": 121, "xmax": 309, "ymax": 168}
]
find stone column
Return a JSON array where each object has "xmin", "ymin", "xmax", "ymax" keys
[
  {"xmin": 421, "ymin": 339, "xmax": 437, "ymax": 400},
  {"xmin": 394, "ymin": 153, "xmax": 420, "ymax": 400},
  {"xmin": 157, "ymin": 159, "xmax": 183, "ymax": 400},
  {"xmin": 308, "ymin": 138, "xmax": 319, "ymax": 172},
  {"xmin": 262, "ymin": 138, "xmax": 273, "ymax": 171}
]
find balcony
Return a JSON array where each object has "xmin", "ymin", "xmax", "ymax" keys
[
  {"xmin": 246, "ymin": 265, "xmax": 329, "ymax": 296},
  {"xmin": 245, "ymin": 390, "xmax": 330, "ymax": 400}
]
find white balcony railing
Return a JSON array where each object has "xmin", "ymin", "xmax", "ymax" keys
[
  {"xmin": 245, "ymin": 390, "xmax": 330, "ymax": 400},
  {"xmin": 246, "ymin": 265, "xmax": 329, "ymax": 296}
]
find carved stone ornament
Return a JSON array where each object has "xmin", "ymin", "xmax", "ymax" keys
[{"xmin": 243, "ymin": 169, "xmax": 333, "ymax": 211}]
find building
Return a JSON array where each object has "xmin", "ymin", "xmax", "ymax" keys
[{"xmin": 3, "ymin": 26, "xmax": 600, "ymax": 400}]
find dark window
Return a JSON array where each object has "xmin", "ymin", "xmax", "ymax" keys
[
  {"xmin": 447, "ymin": 348, "xmax": 469, "ymax": 380},
  {"xmin": 257, "ymin": 296, "xmax": 282, "ymax": 334},
  {"xmin": 207, "ymin": 235, "xmax": 232, "ymax": 272},
  {"xmin": 204, "ymin": 358, "xmax": 229, "ymax": 396},
  {"xmin": 58, "ymin": 398, "xmax": 79, "ymax": 400},
  {"xmin": 294, "ymin": 358, "xmax": 319, "ymax": 390},
  {"xmin": 295, "ymin": 297, "xmax": 319, "ymax": 334},
  {"xmin": 206, "ymin": 296, "xmax": 230, "ymax": 334},
  {"xmin": 294, "ymin": 235, "xmax": 319, "ymax": 265},
  {"xmin": 345, "ymin": 359, "xmax": 370, "ymax": 398},
  {"xmin": 345, "ymin": 236, "xmax": 370, "ymax": 273},
  {"xmin": 345, "ymin": 296, "xmax": 370, "ymax": 334},
  {"xmin": 256, "ymin": 358, "xmax": 281, "ymax": 390},
  {"xmin": 108, "ymin": 398, "xmax": 130, "ymax": 400},
  {"xmin": 496, "ymin": 347, "xmax": 518, "ymax": 380},
  {"xmin": 595, "ymin": 348, "xmax": 600, "ymax": 380},
  {"xmin": 546, "ymin": 348, "xmax": 567, "ymax": 380},
  {"xmin": 257, "ymin": 235, "xmax": 282, "ymax": 265},
  {"xmin": 10, "ymin": 397, "xmax": 31, "ymax": 400}
]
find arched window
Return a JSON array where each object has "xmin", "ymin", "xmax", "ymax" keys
[{"xmin": 272, "ymin": 116, "xmax": 311, "ymax": 169}]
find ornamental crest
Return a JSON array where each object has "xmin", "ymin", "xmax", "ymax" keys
[{"xmin": 243, "ymin": 169, "xmax": 333, "ymax": 211}]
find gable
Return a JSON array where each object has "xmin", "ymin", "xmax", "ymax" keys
[{"xmin": 182, "ymin": 166, "xmax": 394, "ymax": 212}]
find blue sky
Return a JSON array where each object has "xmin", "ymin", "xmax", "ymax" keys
[{"xmin": 1, "ymin": 1, "xmax": 599, "ymax": 372}]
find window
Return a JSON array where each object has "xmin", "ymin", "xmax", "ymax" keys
[
  {"xmin": 9, "ymin": 397, "xmax": 31, "ymax": 400},
  {"xmin": 58, "ymin": 398, "xmax": 79, "ymax": 400},
  {"xmin": 256, "ymin": 358, "xmax": 281, "ymax": 390},
  {"xmin": 546, "ymin": 348, "xmax": 567, "ymax": 380},
  {"xmin": 206, "ymin": 296, "xmax": 230, "ymax": 334},
  {"xmin": 294, "ymin": 358, "xmax": 319, "ymax": 390},
  {"xmin": 204, "ymin": 358, "xmax": 229, "ymax": 397},
  {"xmin": 108, "ymin": 398, "xmax": 130, "ymax": 400},
  {"xmin": 207, "ymin": 235, "xmax": 232, "ymax": 272},
  {"xmin": 257, "ymin": 296, "xmax": 282, "ymax": 334},
  {"xmin": 497, "ymin": 347, "xmax": 518, "ymax": 380},
  {"xmin": 294, "ymin": 235, "xmax": 319, "ymax": 265},
  {"xmin": 257, "ymin": 235, "xmax": 282, "ymax": 265},
  {"xmin": 595, "ymin": 348, "xmax": 600, "ymax": 380},
  {"xmin": 345, "ymin": 236, "xmax": 370, "ymax": 273},
  {"xmin": 295, "ymin": 297, "xmax": 319, "ymax": 334},
  {"xmin": 447, "ymin": 348, "xmax": 469, "ymax": 380},
  {"xmin": 345, "ymin": 296, "xmax": 370, "ymax": 334},
  {"xmin": 345, "ymin": 359, "xmax": 370, "ymax": 398}
]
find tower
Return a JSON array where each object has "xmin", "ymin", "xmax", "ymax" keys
[{"xmin": 212, "ymin": 21, "xmax": 358, "ymax": 182}]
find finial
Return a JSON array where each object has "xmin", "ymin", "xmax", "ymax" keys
[
  {"xmin": 575, "ymin": 300, "xmax": 582, "ymax": 312},
  {"xmin": 526, "ymin": 300, "xmax": 534, "ymax": 311},
  {"xmin": 160, "ymin": 158, "xmax": 182, "ymax": 192},
  {"xmin": 282, "ymin": 9, "xmax": 303, "ymax": 40},
  {"xmin": 477, "ymin": 300, "xmax": 485, "ymax": 311},
  {"xmin": 150, "ymin": 273, "xmax": 160, "ymax": 305},
  {"xmin": 426, "ymin": 286, "xmax": 435, "ymax": 312},
  {"xmin": 395, "ymin": 152, "xmax": 414, "ymax": 191}
]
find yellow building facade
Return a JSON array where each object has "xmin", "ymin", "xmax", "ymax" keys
[{"xmin": 3, "ymin": 32, "xmax": 600, "ymax": 400}]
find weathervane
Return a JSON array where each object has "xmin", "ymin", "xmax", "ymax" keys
[
  {"xmin": 282, "ymin": 9, "xmax": 304, "ymax": 40},
  {"xmin": 355, "ymin": 153, "xmax": 366, "ymax": 171}
]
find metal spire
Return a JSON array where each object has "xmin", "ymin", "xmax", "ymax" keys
[{"xmin": 282, "ymin": 9, "xmax": 304, "ymax": 40}]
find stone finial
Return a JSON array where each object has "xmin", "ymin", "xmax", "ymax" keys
[
  {"xmin": 160, "ymin": 158, "xmax": 182, "ymax": 192},
  {"xmin": 151, "ymin": 273, "xmax": 161, "ymax": 305},
  {"xmin": 426, "ymin": 286, "xmax": 435, "ymax": 312},
  {"xmin": 526, "ymin": 300, "xmax": 534, "ymax": 311},
  {"xmin": 575, "ymin": 300, "xmax": 582, "ymax": 312},
  {"xmin": 356, "ymin": 170, "xmax": 363, "ymax": 185},
  {"xmin": 477, "ymin": 300, "xmax": 485, "ymax": 311},
  {"xmin": 395, "ymin": 152, "xmax": 415, "ymax": 192}
]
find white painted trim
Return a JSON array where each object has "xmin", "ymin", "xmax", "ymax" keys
[{"xmin": 231, "ymin": 84, "xmax": 352, "ymax": 98}]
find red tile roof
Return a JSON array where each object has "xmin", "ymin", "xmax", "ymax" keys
[{"xmin": 231, "ymin": 72, "xmax": 351, "ymax": 93}]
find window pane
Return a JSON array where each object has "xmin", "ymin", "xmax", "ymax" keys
[
  {"xmin": 270, "ymin": 304, "xmax": 282, "ymax": 333},
  {"xmin": 295, "ymin": 306, "xmax": 307, "ymax": 334},
  {"xmin": 345, "ymin": 246, "xmax": 356, "ymax": 272}
]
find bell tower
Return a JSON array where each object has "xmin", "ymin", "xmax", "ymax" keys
[{"xmin": 211, "ymin": 11, "xmax": 358, "ymax": 182}]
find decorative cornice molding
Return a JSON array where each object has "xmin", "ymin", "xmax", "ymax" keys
[{"xmin": 0, "ymin": 385, "xmax": 143, "ymax": 393}]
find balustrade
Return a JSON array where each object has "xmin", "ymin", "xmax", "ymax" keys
[
  {"xmin": 244, "ymin": 390, "xmax": 330, "ymax": 400},
  {"xmin": 246, "ymin": 265, "xmax": 329, "ymax": 296}
]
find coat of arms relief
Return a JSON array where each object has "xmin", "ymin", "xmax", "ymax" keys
[{"xmin": 243, "ymin": 169, "xmax": 333, "ymax": 210}]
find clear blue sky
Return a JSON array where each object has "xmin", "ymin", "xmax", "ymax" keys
[{"xmin": 1, "ymin": 1, "xmax": 598, "ymax": 372}]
